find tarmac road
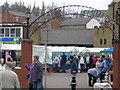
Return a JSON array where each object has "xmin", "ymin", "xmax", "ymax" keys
[{"xmin": 43, "ymin": 72, "xmax": 91, "ymax": 89}]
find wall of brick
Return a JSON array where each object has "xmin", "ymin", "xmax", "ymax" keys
[
  {"xmin": 113, "ymin": 43, "xmax": 120, "ymax": 89},
  {"xmin": 2, "ymin": 10, "xmax": 26, "ymax": 23},
  {"xmin": 93, "ymin": 1, "xmax": 120, "ymax": 48},
  {"xmin": 94, "ymin": 26, "xmax": 113, "ymax": 48},
  {"xmin": 16, "ymin": 40, "xmax": 33, "ymax": 88}
]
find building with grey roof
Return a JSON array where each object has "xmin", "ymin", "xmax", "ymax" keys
[
  {"xmin": 60, "ymin": 17, "xmax": 100, "ymax": 29},
  {"xmin": 60, "ymin": 18, "xmax": 91, "ymax": 26},
  {"xmin": 9, "ymin": 11, "xmax": 39, "ymax": 23},
  {"xmin": 9, "ymin": 11, "xmax": 25, "ymax": 17},
  {"xmin": 40, "ymin": 29, "xmax": 93, "ymax": 47}
]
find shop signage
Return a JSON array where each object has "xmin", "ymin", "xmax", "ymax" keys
[{"xmin": 0, "ymin": 38, "xmax": 21, "ymax": 44}]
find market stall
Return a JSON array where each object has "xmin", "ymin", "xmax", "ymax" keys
[{"xmin": 33, "ymin": 45, "xmax": 52, "ymax": 64}]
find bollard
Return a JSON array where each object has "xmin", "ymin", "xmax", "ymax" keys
[{"xmin": 71, "ymin": 71, "xmax": 76, "ymax": 90}]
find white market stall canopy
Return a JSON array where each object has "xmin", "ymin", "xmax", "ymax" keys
[
  {"xmin": 0, "ymin": 44, "xmax": 108, "ymax": 53},
  {"xmin": 0, "ymin": 44, "xmax": 21, "ymax": 50},
  {"xmin": 86, "ymin": 48, "xmax": 108, "ymax": 52},
  {"xmin": 47, "ymin": 46, "xmax": 78, "ymax": 52},
  {"xmin": 0, "ymin": 44, "xmax": 52, "ymax": 64},
  {"xmin": 75, "ymin": 47, "xmax": 87, "ymax": 53},
  {"xmin": 33, "ymin": 45, "xmax": 52, "ymax": 64},
  {"xmin": 76, "ymin": 47, "xmax": 108, "ymax": 53},
  {"xmin": 0, "ymin": 44, "xmax": 78, "ymax": 52}
]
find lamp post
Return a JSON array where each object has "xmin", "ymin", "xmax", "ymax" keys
[
  {"xmin": 44, "ymin": 28, "xmax": 48, "ymax": 88},
  {"xmin": 42, "ymin": 24, "xmax": 51, "ymax": 88},
  {"xmin": 117, "ymin": 7, "xmax": 120, "ymax": 40},
  {"xmin": 25, "ymin": 11, "xmax": 31, "ymax": 39}
]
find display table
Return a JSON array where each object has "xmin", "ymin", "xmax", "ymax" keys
[{"xmin": 94, "ymin": 83, "xmax": 112, "ymax": 90}]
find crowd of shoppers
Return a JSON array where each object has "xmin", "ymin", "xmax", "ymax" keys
[
  {"xmin": 52, "ymin": 53, "xmax": 79, "ymax": 73},
  {"xmin": 51, "ymin": 53, "xmax": 113, "ymax": 87},
  {"xmin": 87, "ymin": 55, "xmax": 113, "ymax": 87},
  {"xmin": 52, "ymin": 53, "xmax": 112, "ymax": 73},
  {"xmin": 0, "ymin": 52, "xmax": 113, "ymax": 89}
]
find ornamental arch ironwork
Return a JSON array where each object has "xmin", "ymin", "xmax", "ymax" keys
[{"xmin": 28, "ymin": 5, "xmax": 118, "ymax": 38}]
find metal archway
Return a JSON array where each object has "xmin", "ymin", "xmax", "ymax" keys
[
  {"xmin": 27, "ymin": 5, "xmax": 117, "ymax": 88},
  {"xmin": 28, "ymin": 5, "xmax": 117, "ymax": 38}
]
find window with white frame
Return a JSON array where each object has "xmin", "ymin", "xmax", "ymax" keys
[
  {"xmin": 16, "ymin": 28, "xmax": 20, "ymax": 37},
  {"xmin": 0, "ymin": 28, "xmax": 4, "ymax": 37},
  {"xmin": 10, "ymin": 28, "xmax": 15, "ymax": 37},
  {"xmin": 0, "ymin": 27, "xmax": 21, "ymax": 37},
  {"xmin": 5, "ymin": 28, "xmax": 9, "ymax": 37}
]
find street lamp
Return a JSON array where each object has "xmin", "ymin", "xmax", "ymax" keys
[
  {"xmin": 117, "ymin": 7, "xmax": 120, "ymax": 40},
  {"xmin": 42, "ymin": 23, "xmax": 51, "ymax": 88},
  {"xmin": 25, "ymin": 11, "xmax": 31, "ymax": 39}
]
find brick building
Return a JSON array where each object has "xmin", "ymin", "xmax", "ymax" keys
[
  {"xmin": 94, "ymin": 26, "xmax": 113, "ymax": 48},
  {"xmin": 93, "ymin": 0, "xmax": 120, "ymax": 48},
  {"xmin": 1, "ymin": 3, "xmax": 117, "ymax": 47},
  {"xmin": 39, "ymin": 17, "xmax": 100, "ymax": 47},
  {"xmin": 60, "ymin": 17, "xmax": 100, "ymax": 29},
  {"xmin": 2, "ymin": 9, "xmax": 26, "ymax": 23}
]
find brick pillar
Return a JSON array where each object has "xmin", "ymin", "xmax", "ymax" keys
[
  {"xmin": 113, "ymin": 43, "xmax": 120, "ymax": 89},
  {"xmin": 16, "ymin": 39, "xmax": 33, "ymax": 88}
]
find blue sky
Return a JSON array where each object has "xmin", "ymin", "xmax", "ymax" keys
[{"xmin": 1, "ymin": 0, "xmax": 113, "ymax": 10}]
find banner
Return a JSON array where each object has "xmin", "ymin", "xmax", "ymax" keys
[{"xmin": 0, "ymin": 38, "xmax": 21, "ymax": 44}]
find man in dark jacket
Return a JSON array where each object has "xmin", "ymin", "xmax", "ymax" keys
[
  {"xmin": 61, "ymin": 53, "xmax": 67, "ymax": 73},
  {"xmin": 32, "ymin": 56, "xmax": 43, "ymax": 90}
]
